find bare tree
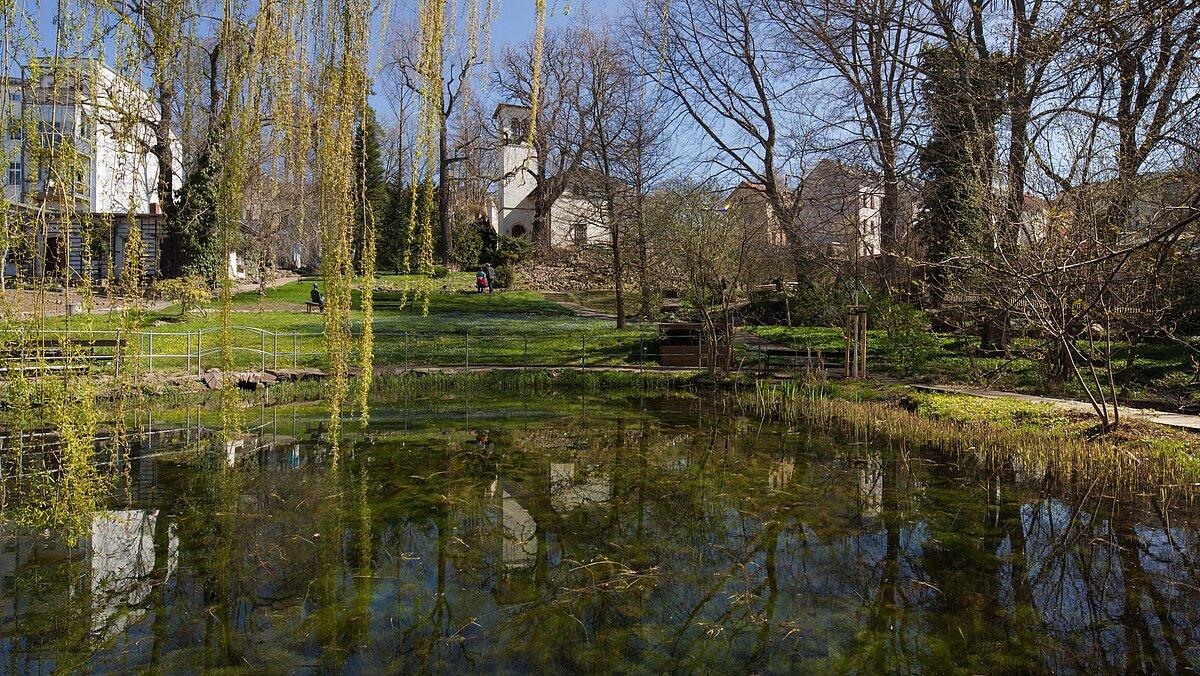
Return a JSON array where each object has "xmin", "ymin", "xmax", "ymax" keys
[
  {"xmin": 493, "ymin": 27, "xmax": 604, "ymax": 249},
  {"xmin": 769, "ymin": 0, "xmax": 924, "ymax": 293},
  {"xmin": 636, "ymin": 0, "xmax": 810, "ymax": 278},
  {"xmin": 385, "ymin": 3, "xmax": 489, "ymax": 266}
]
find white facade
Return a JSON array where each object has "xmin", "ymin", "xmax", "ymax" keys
[
  {"xmin": 2, "ymin": 59, "xmax": 181, "ymax": 280},
  {"xmin": 488, "ymin": 103, "xmax": 607, "ymax": 246},
  {"xmin": 3, "ymin": 59, "xmax": 179, "ymax": 214}
]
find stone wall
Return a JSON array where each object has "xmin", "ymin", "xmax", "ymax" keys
[{"xmin": 516, "ymin": 245, "xmax": 624, "ymax": 291}]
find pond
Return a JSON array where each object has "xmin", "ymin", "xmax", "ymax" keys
[{"xmin": 1, "ymin": 392, "xmax": 1198, "ymax": 673}]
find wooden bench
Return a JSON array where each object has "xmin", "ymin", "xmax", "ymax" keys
[
  {"xmin": 1, "ymin": 338, "xmax": 127, "ymax": 373},
  {"xmin": 305, "ymin": 301, "xmax": 324, "ymax": 313}
]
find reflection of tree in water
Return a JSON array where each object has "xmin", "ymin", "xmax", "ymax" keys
[{"xmin": 3, "ymin": 402, "xmax": 1200, "ymax": 671}]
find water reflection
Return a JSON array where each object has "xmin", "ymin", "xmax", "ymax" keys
[{"xmin": 0, "ymin": 397, "xmax": 1197, "ymax": 673}]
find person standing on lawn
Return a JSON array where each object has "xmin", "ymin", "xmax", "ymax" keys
[
  {"xmin": 476, "ymin": 267, "xmax": 489, "ymax": 294},
  {"xmin": 484, "ymin": 262, "xmax": 496, "ymax": 293}
]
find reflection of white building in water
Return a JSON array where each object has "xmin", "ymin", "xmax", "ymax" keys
[
  {"xmin": 857, "ymin": 454, "xmax": 883, "ymax": 520},
  {"xmin": 489, "ymin": 479, "xmax": 537, "ymax": 571},
  {"xmin": 0, "ymin": 510, "xmax": 177, "ymax": 640},
  {"xmin": 769, "ymin": 460, "xmax": 795, "ymax": 492},
  {"xmin": 86, "ymin": 509, "xmax": 177, "ymax": 639},
  {"xmin": 549, "ymin": 463, "xmax": 611, "ymax": 513}
]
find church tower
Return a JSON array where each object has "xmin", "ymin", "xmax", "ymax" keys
[{"xmin": 492, "ymin": 104, "xmax": 538, "ymax": 239}]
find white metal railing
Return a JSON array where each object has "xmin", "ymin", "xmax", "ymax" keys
[{"xmin": 0, "ymin": 326, "xmax": 325, "ymax": 376}]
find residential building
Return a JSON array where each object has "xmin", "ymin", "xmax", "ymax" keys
[
  {"xmin": 793, "ymin": 158, "xmax": 919, "ymax": 261},
  {"xmin": 725, "ymin": 181, "xmax": 789, "ymax": 247},
  {"xmin": 2, "ymin": 57, "xmax": 180, "ymax": 281}
]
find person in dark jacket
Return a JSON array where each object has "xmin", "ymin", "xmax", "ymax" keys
[
  {"xmin": 484, "ymin": 263, "xmax": 496, "ymax": 293},
  {"xmin": 310, "ymin": 283, "xmax": 324, "ymax": 310}
]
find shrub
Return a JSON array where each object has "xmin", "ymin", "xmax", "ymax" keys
[
  {"xmin": 493, "ymin": 236, "xmax": 533, "ymax": 266},
  {"xmin": 452, "ymin": 220, "xmax": 485, "ymax": 269},
  {"xmin": 431, "ymin": 265, "xmax": 450, "ymax": 279},
  {"xmin": 154, "ymin": 275, "xmax": 211, "ymax": 315},
  {"xmin": 874, "ymin": 301, "xmax": 939, "ymax": 375},
  {"xmin": 493, "ymin": 263, "xmax": 517, "ymax": 289}
]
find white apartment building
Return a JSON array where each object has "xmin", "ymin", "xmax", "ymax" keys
[{"xmin": 2, "ymin": 57, "xmax": 180, "ymax": 281}]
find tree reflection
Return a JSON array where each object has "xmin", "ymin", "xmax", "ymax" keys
[{"xmin": 0, "ymin": 397, "xmax": 1198, "ymax": 672}]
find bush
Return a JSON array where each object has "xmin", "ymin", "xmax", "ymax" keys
[
  {"xmin": 431, "ymin": 265, "xmax": 450, "ymax": 279},
  {"xmin": 493, "ymin": 263, "xmax": 517, "ymax": 289},
  {"xmin": 874, "ymin": 301, "xmax": 939, "ymax": 375},
  {"xmin": 493, "ymin": 236, "xmax": 533, "ymax": 266},
  {"xmin": 452, "ymin": 220, "xmax": 485, "ymax": 269},
  {"xmin": 154, "ymin": 275, "xmax": 211, "ymax": 315}
]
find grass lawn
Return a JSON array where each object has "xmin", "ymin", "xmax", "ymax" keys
[
  {"xmin": 745, "ymin": 324, "xmax": 1200, "ymax": 409},
  {"xmin": 26, "ymin": 275, "xmax": 655, "ymax": 372}
]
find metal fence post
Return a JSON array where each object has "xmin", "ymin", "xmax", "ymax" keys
[
  {"xmin": 261, "ymin": 333, "xmax": 267, "ymax": 371},
  {"xmin": 292, "ymin": 334, "xmax": 298, "ymax": 368},
  {"xmin": 196, "ymin": 331, "xmax": 202, "ymax": 375},
  {"xmin": 273, "ymin": 333, "xmax": 278, "ymax": 370},
  {"xmin": 186, "ymin": 331, "xmax": 192, "ymax": 373}
]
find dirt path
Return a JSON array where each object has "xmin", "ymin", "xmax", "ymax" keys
[{"xmin": 541, "ymin": 291, "xmax": 621, "ymax": 321}]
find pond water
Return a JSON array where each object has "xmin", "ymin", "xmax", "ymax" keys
[{"xmin": 1, "ymin": 393, "xmax": 1199, "ymax": 673}]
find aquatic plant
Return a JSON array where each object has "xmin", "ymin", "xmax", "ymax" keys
[{"xmin": 745, "ymin": 379, "xmax": 1200, "ymax": 498}]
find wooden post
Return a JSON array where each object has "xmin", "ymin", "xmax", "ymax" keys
[
  {"xmin": 859, "ymin": 311, "xmax": 868, "ymax": 378},
  {"xmin": 844, "ymin": 311, "xmax": 852, "ymax": 378}
]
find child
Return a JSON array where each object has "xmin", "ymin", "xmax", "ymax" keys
[{"xmin": 476, "ymin": 268, "xmax": 489, "ymax": 294}]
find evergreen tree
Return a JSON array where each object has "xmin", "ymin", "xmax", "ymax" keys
[
  {"xmin": 173, "ymin": 141, "xmax": 222, "ymax": 284},
  {"xmin": 378, "ymin": 176, "xmax": 436, "ymax": 273},
  {"xmin": 352, "ymin": 106, "xmax": 388, "ymax": 273}
]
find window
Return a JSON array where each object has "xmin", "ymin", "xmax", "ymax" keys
[
  {"xmin": 8, "ymin": 92, "xmax": 20, "ymax": 104},
  {"xmin": 7, "ymin": 161, "xmax": 22, "ymax": 186}
]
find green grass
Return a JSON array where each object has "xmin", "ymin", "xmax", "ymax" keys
[
  {"xmin": 744, "ymin": 324, "xmax": 1199, "ymax": 408},
  {"xmin": 19, "ymin": 277, "xmax": 655, "ymax": 372}
]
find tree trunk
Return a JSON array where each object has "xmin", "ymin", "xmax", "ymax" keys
[
  {"xmin": 438, "ymin": 121, "xmax": 453, "ymax": 266},
  {"xmin": 636, "ymin": 195, "xmax": 650, "ymax": 319},
  {"xmin": 879, "ymin": 140, "xmax": 901, "ymax": 296},
  {"xmin": 155, "ymin": 85, "xmax": 180, "ymax": 278}
]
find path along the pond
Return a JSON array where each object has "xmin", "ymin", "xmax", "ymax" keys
[
  {"xmin": 909, "ymin": 383, "xmax": 1200, "ymax": 432},
  {"xmin": 542, "ymin": 294, "xmax": 1200, "ymax": 432}
]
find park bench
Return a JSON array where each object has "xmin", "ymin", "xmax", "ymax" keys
[
  {"xmin": 305, "ymin": 301, "xmax": 324, "ymax": 313},
  {"xmin": 1, "ymin": 337, "xmax": 127, "ymax": 373}
]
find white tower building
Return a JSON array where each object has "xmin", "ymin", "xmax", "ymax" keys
[{"xmin": 490, "ymin": 104, "xmax": 537, "ymax": 239}]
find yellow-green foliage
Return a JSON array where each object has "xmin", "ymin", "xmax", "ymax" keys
[
  {"xmin": 154, "ymin": 275, "xmax": 211, "ymax": 315},
  {"xmin": 747, "ymin": 380, "xmax": 1200, "ymax": 497},
  {"xmin": 0, "ymin": 0, "xmax": 543, "ymax": 534}
]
